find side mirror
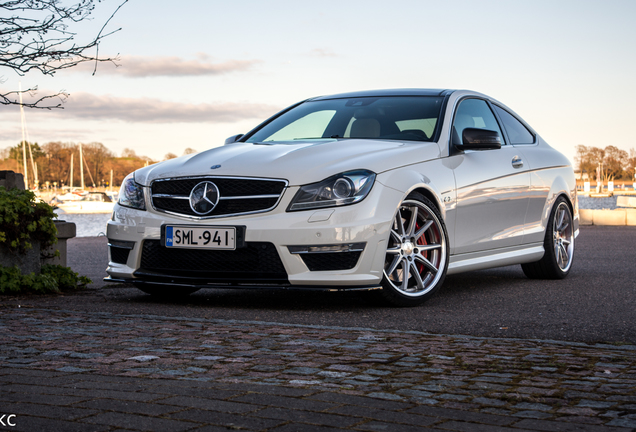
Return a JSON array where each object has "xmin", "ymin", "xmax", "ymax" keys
[
  {"xmin": 455, "ymin": 128, "xmax": 502, "ymax": 151},
  {"xmin": 224, "ymin": 134, "xmax": 244, "ymax": 145}
]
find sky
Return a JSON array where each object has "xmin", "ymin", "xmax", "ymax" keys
[{"xmin": 1, "ymin": 0, "xmax": 635, "ymax": 166}]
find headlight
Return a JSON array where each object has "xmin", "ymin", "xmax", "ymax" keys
[
  {"xmin": 118, "ymin": 173, "xmax": 146, "ymax": 210},
  {"xmin": 287, "ymin": 170, "xmax": 376, "ymax": 211}
]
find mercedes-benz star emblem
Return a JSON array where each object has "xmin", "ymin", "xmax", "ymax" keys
[{"xmin": 189, "ymin": 181, "xmax": 220, "ymax": 215}]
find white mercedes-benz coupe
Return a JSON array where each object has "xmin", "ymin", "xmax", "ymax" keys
[{"xmin": 105, "ymin": 89, "xmax": 578, "ymax": 306}]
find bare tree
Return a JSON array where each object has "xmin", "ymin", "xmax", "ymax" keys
[
  {"xmin": 1, "ymin": 0, "xmax": 128, "ymax": 108},
  {"xmin": 629, "ymin": 149, "xmax": 636, "ymax": 182},
  {"xmin": 575, "ymin": 145, "xmax": 607, "ymax": 178},
  {"xmin": 120, "ymin": 147, "xmax": 136, "ymax": 158},
  {"xmin": 604, "ymin": 145, "xmax": 629, "ymax": 180},
  {"xmin": 83, "ymin": 141, "xmax": 114, "ymax": 182}
]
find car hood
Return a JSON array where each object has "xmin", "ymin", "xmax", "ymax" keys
[{"xmin": 135, "ymin": 139, "xmax": 442, "ymax": 186}]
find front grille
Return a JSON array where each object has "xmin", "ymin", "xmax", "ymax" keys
[
  {"xmin": 300, "ymin": 251, "xmax": 362, "ymax": 271},
  {"xmin": 137, "ymin": 240, "xmax": 288, "ymax": 283},
  {"xmin": 151, "ymin": 177, "xmax": 287, "ymax": 218},
  {"xmin": 153, "ymin": 197, "xmax": 280, "ymax": 216}
]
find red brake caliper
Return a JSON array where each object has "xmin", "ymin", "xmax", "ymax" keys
[{"xmin": 415, "ymin": 220, "xmax": 428, "ymax": 273}]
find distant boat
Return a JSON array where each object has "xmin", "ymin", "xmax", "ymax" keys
[
  {"xmin": 55, "ymin": 192, "xmax": 115, "ymax": 214},
  {"xmin": 105, "ymin": 190, "xmax": 118, "ymax": 202},
  {"xmin": 48, "ymin": 143, "xmax": 118, "ymax": 207},
  {"xmin": 49, "ymin": 190, "xmax": 85, "ymax": 203}
]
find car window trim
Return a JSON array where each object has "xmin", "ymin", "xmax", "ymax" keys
[{"xmin": 490, "ymin": 103, "xmax": 537, "ymax": 146}]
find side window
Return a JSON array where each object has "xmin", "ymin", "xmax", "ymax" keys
[
  {"xmin": 452, "ymin": 99, "xmax": 505, "ymax": 145},
  {"xmin": 493, "ymin": 105, "xmax": 535, "ymax": 144}
]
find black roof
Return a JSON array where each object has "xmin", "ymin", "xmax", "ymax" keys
[{"xmin": 311, "ymin": 88, "xmax": 453, "ymax": 101}]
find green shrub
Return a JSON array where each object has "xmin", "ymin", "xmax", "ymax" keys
[
  {"xmin": 0, "ymin": 264, "xmax": 91, "ymax": 294},
  {"xmin": 0, "ymin": 186, "xmax": 58, "ymax": 253},
  {"xmin": 0, "ymin": 186, "xmax": 91, "ymax": 294}
]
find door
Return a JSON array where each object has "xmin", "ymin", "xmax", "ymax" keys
[{"xmin": 449, "ymin": 98, "xmax": 530, "ymax": 254}]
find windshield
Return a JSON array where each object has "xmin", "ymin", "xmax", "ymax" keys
[{"xmin": 245, "ymin": 96, "xmax": 444, "ymax": 143}]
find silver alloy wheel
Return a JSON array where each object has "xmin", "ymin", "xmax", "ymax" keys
[
  {"xmin": 553, "ymin": 201, "xmax": 574, "ymax": 272},
  {"xmin": 383, "ymin": 200, "xmax": 447, "ymax": 297}
]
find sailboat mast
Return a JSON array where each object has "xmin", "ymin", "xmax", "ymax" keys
[
  {"xmin": 31, "ymin": 153, "xmax": 38, "ymax": 190},
  {"xmin": 18, "ymin": 83, "xmax": 29, "ymax": 188},
  {"xmin": 80, "ymin": 143, "xmax": 85, "ymax": 190},
  {"xmin": 70, "ymin": 153, "xmax": 74, "ymax": 191},
  {"xmin": 24, "ymin": 118, "xmax": 38, "ymax": 190}
]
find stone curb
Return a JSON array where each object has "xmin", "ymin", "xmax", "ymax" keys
[{"xmin": 579, "ymin": 209, "xmax": 636, "ymax": 226}]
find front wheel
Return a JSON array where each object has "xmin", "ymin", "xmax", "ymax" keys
[
  {"xmin": 521, "ymin": 196, "xmax": 574, "ymax": 279},
  {"xmin": 380, "ymin": 193, "xmax": 449, "ymax": 307}
]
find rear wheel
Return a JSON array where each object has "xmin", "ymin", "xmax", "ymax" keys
[
  {"xmin": 380, "ymin": 193, "xmax": 449, "ymax": 307},
  {"xmin": 521, "ymin": 196, "xmax": 574, "ymax": 279}
]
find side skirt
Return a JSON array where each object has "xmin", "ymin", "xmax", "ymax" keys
[{"xmin": 447, "ymin": 243, "xmax": 544, "ymax": 275}]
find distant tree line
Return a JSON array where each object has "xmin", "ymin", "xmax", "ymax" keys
[
  {"xmin": 0, "ymin": 142, "xmax": 197, "ymax": 189},
  {"xmin": 575, "ymin": 145, "xmax": 636, "ymax": 181}
]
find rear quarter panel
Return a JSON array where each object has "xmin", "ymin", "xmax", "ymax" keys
[{"xmin": 518, "ymin": 138, "xmax": 579, "ymax": 245}]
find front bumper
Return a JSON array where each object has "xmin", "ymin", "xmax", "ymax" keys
[{"xmin": 105, "ymin": 181, "xmax": 403, "ymax": 288}]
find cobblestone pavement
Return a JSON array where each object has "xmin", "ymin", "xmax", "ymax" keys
[{"xmin": 1, "ymin": 305, "xmax": 635, "ymax": 431}]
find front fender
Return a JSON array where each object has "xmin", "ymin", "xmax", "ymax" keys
[{"xmin": 376, "ymin": 158, "xmax": 457, "ymax": 250}]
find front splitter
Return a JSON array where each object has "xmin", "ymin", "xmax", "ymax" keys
[{"xmin": 103, "ymin": 276, "xmax": 382, "ymax": 292}]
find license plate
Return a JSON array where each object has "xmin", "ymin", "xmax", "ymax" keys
[{"xmin": 165, "ymin": 226, "xmax": 236, "ymax": 250}]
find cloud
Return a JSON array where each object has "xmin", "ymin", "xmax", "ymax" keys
[
  {"xmin": 309, "ymin": 48, "xmax": 337, "ymax": 57},
  {"xmin": 0, "ymin": 123, "xmax": 98, "ymax": 148},
  {"xmin": 51, "ymin": 92, "xmax": 280, "ymax": 123},
  {"xmin": 89, "ymin": 55, "xmax": 260, "ymax": 78}
]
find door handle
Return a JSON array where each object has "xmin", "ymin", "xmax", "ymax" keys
[{"xmin": 512, "ymin": 156, "xmax": 523, "ymax": 168}]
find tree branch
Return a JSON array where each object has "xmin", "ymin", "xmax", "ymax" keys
[
  {"xmin": 0, "ymin": 85, "xmax": 68, "ymax": 109},
  {"xmin": 0, "ymin": 0, "xmax": 128, "ymax": 108}
]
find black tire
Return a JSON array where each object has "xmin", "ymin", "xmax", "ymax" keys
[
  {"xmin": 134, "ymin": 284, "xmax": 200, "ymax": 298},
  {"xmin": 521, "ymin": 196, "xmax": 574, "ymax": 279},
  {"xmin": 380, "ymin": 193, "xmax": 449, "ymax": 307}
]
